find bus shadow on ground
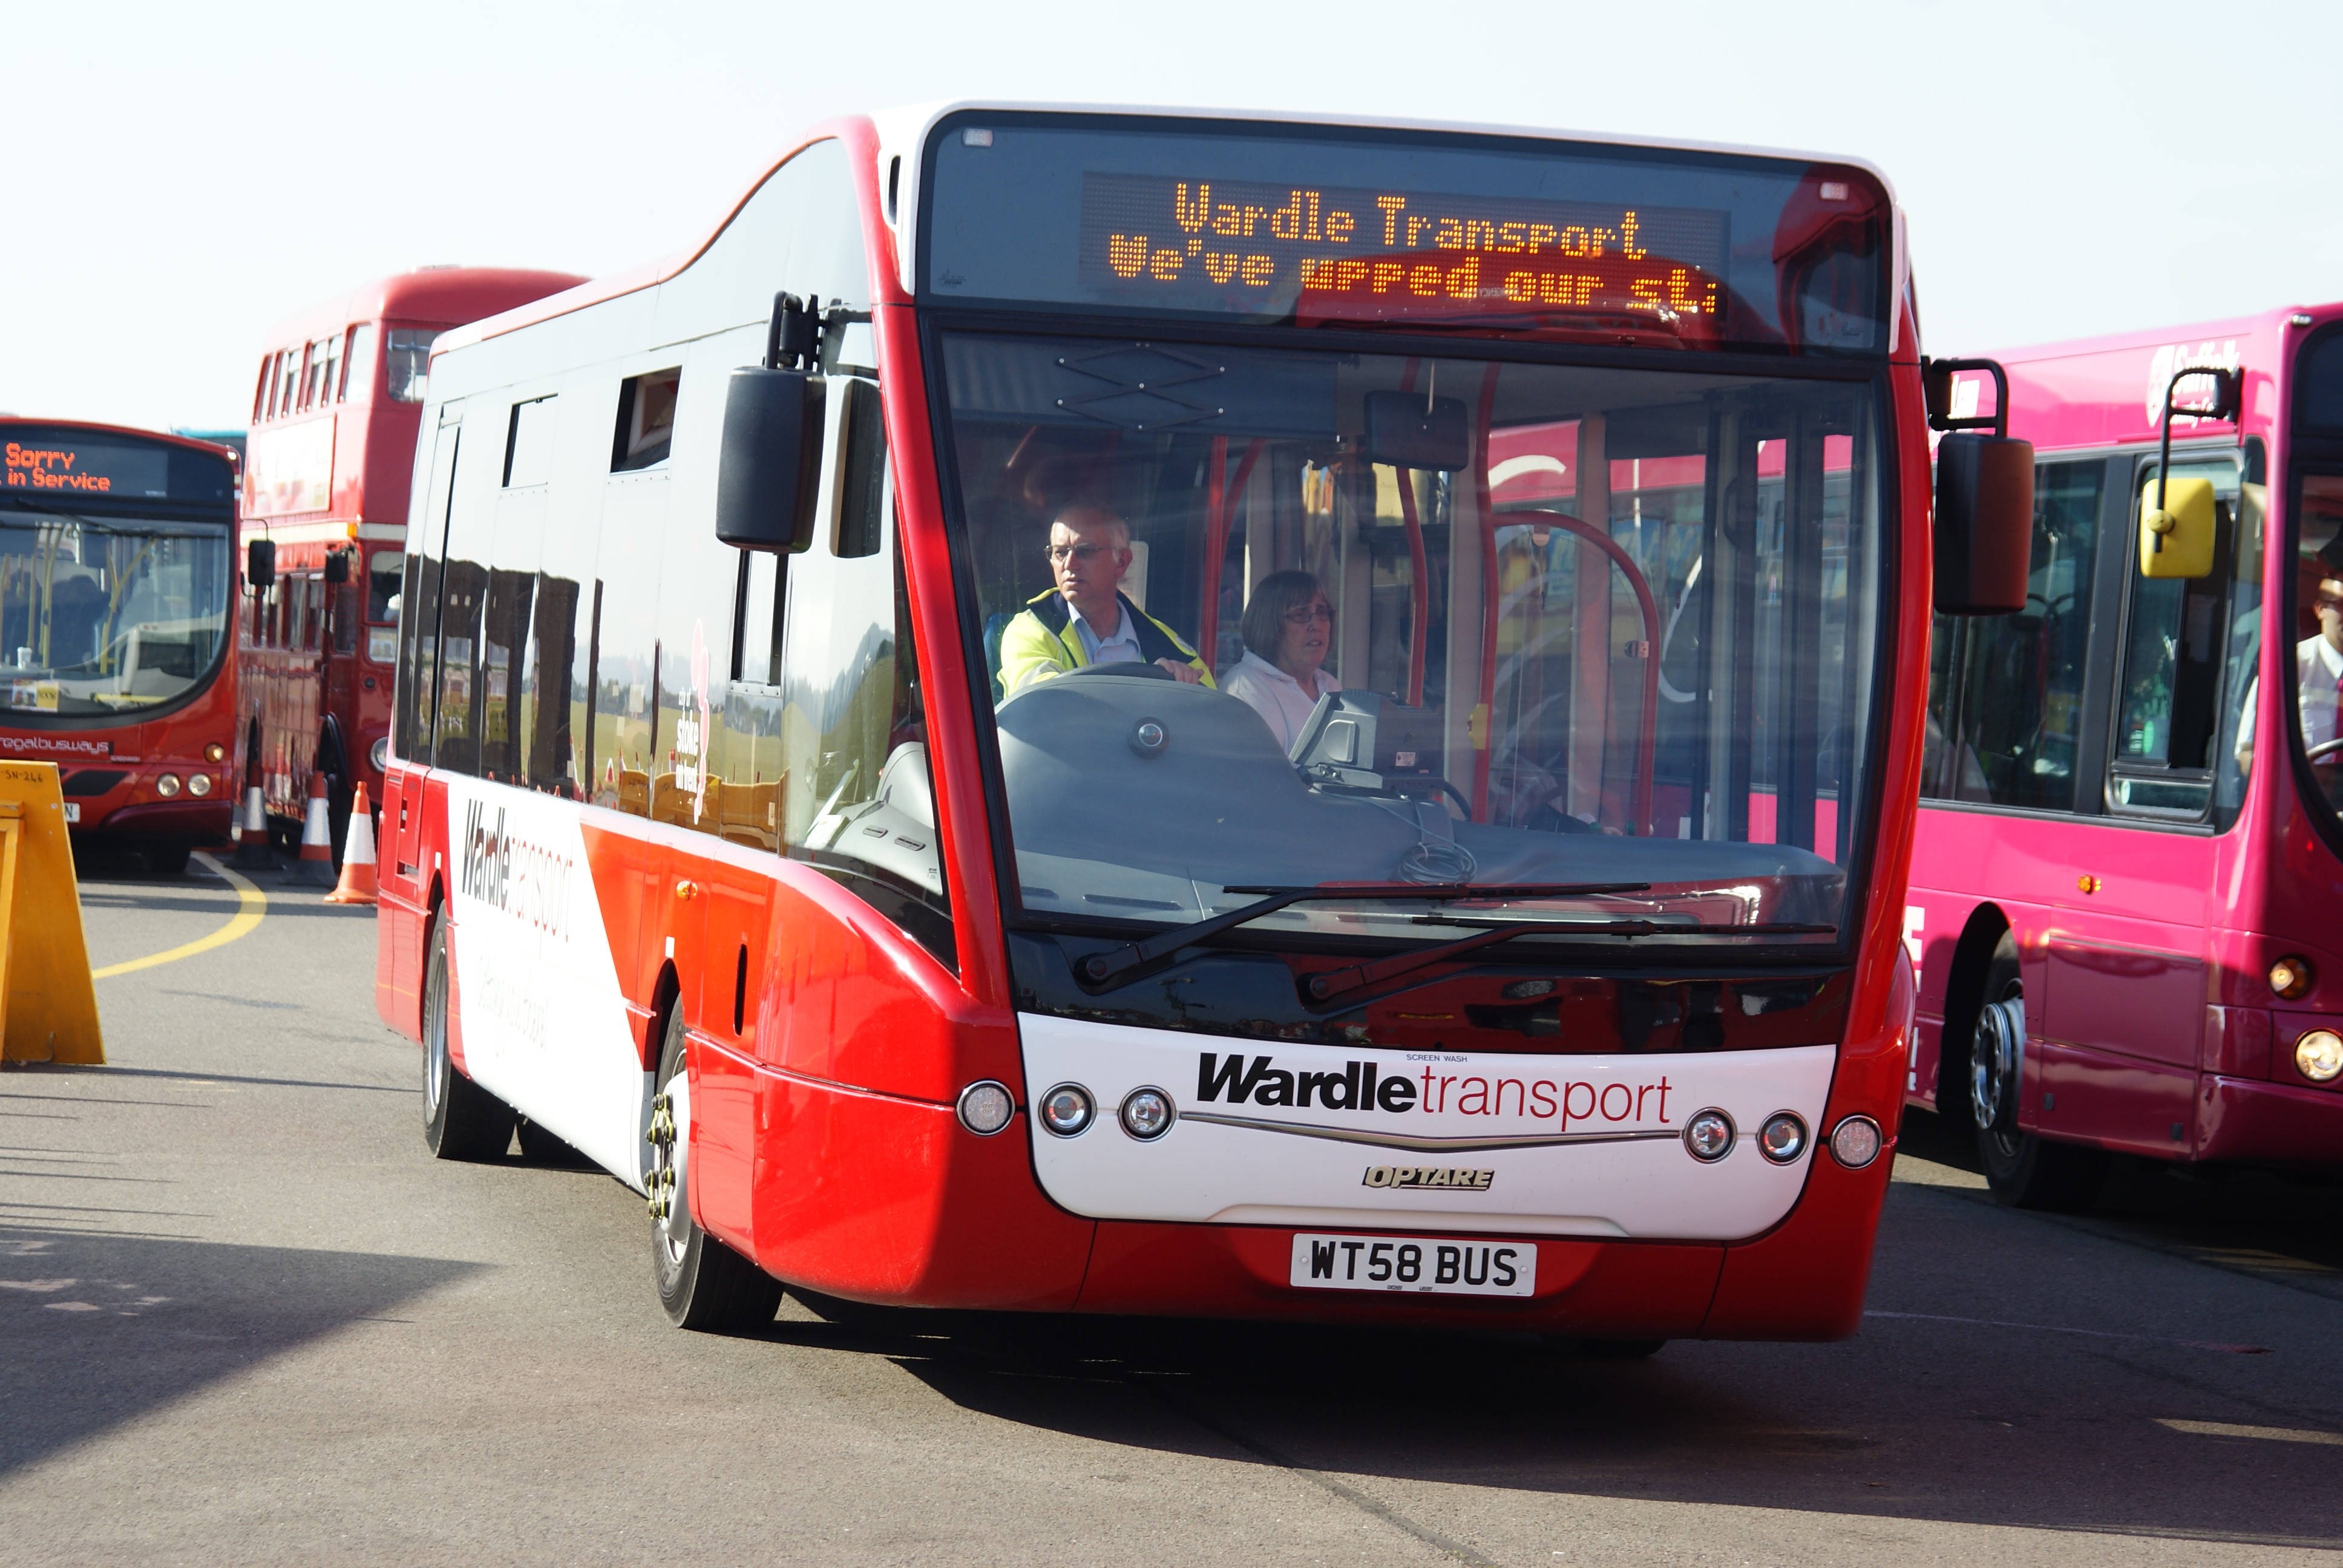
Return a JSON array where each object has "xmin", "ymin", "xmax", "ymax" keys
[
  {"xmin": 780, "ymin": 1278, "xmax": 2343, "ymax": 1551},
  {"xmin": 0, "ymin": 1226, "xmax": 479, "ymax": 1478}
]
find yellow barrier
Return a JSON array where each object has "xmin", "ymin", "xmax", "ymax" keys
[{"xmin": 0, "ymin": 762, "xmax": 103, "ymax": 1065}]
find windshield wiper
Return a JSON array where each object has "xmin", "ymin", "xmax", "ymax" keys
[
  {"xmin": 1303, "ymin": 919, "xmax": 1840, "ymax": 1003},
  {"xmin": 1073, "ymin": 881, "xmax": 1648, "ymax": 987}
]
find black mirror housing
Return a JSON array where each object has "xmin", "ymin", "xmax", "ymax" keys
[
  {"xmin": 1934, "ymin": 432, "xmax": 2034, "ymax": 616},
  {"xmin": 1364, "ymin": 391, "xmax": 1471, "ymax": 471},
  {"xmin": 323, "ymin": 550, "xmax": 352, "ymax": 585},
  {"xmin": 246, "ymin": 537, "xmax": 275, "ymax": 592},
  {"xmin": 715, "ymin": 367, "xmax": 825, "ymax": 552}
]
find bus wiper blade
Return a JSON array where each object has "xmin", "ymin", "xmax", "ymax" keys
[
  {"xmin": 1304, "ymin": 920, "xmax": 1838, "ymax": 1003},
  {"xmin": 1073, "ymin": 881, "xmax": 1648, "ymax": 988}
]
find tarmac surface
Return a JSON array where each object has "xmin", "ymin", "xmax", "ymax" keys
[{"xmin": 7, "ymin": 851, "xmax": 2343, "ymax": 1565}]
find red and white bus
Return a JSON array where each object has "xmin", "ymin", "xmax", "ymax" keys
[
  {"xmin": 240, "ymin": 268, "xmax": 582, "ymax": 845},
  {"xmin": 0, "ymin": 420, "xmax": 240, "ymax": 872},
  {"xmin": 1913, "ymin": 307, "xmax": 2343, "ymax": 1205},
  {"xmin": 378, "ymin": 105, "xmax": 2024, "ymax": 1340}
]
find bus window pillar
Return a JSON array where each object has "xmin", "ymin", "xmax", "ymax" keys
[
  {"xmin": 1778, "ymin": 411, "xmax": 1825, "ymax": 852},
  {"xmin": 1570, "ymin": 415, "xmax": 1611, "ymax": 822},
  {"xmin": 1336, "ymin": 463, "xmax": 1374, "ymax": 687},
  {"xmin": 1707, "ymin": 418, "xmax": 1758, "ymax": 841},
  {"xmin": 1446, "ymin": 463, "xmax": 1486, "ymax": 815}
]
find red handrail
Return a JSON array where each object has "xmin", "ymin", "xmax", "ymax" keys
[
  {"xmin": 1475, "ymin": 506, "xmax": 1662, "ymax": 838},
  {"xmin": 1196, "ymin": 436, "xmax": 1264, "ymax": 670},
  {"xmin": 1395, "ymin": 360, "xmax": 1430, "ymax": 706}
]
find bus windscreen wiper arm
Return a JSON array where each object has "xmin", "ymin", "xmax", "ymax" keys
[
  {"xmin": 1075, "ymin": 882, "xmax": 1650, "ymax": 987},
  {"xmin": 1304, "ymin": 920, "xmax": 1839, "ymax": 1003}
]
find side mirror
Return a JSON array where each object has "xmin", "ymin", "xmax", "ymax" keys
[
  {"xmin": 246, "ymin": 537, "xmax": 276, "ymax": 592},
  {"xmin": 1934, "ymin": 433, "xmax": 2035, "ymax": 616},
  {"xmin": 2141, "ymin": 474, "xmax": 2217, "ymax": 579},
  {"xmin": 324, "ymin": 550, "xmax": 352, "ymax": 586},
  {"xmin": 714, "ymin": 367, "xmax": 825, "ymax": 552},
  {"xmin": 1363, "ymin": 391, "xmax": 1470, "ymax": 471}
]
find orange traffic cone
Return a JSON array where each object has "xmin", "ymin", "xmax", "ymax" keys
[
  {"xmin": 297, "ymin": 771, "xmax": 336, "ymax": 886},
  {"xmin": 325, "ymin": 782, "xmax": 379, "ymax": 906}
]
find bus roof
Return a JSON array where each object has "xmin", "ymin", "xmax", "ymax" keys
[
  {"xmin": 435, "ymin": 103, "xmax": 1906, "ymax": 361},
  {"xmin": 259, "ymin": 267, "xmax": 588, "ymax": 348},
  {"xmin": 1, "ymin": 416, "xmax": 240, "ymax": 465},
  {"xmin": 1964, "ymin": 301, "xmax": 2343, "ymax": 451}
]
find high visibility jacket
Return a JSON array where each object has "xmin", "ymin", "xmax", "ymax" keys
[{"xmin": 997, "ymin": 588, "xmax": 1214, "ymax": 698}]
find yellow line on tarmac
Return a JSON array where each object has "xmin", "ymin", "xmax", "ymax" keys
[{"xmin": 90, "ymin": 851, "xmax": 267, "ymax": 980}]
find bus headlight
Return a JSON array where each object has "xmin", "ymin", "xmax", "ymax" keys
[
  {"xmin": 154, "ymin": 773, "xmax": 182, "ymax": 798},
  {"xmin": 1118, "ymin": 1086, "xmax": 1175, "ymax": 1140},
  {"xmin": 1683, "ymin": 1108, "xmax": 1735, "ymax": 1161},
  {"xmin": 2296, "ymin": 1030, "xmax": 2343, "ymax": 1083},
  {"xmin": 2270, "ymin": 956, "xmax": 2314, "ymax": 1000},
  {"xmin": 1758, "ymin": 1112, "xmax": 1808, "ymax": 1163},
  {"xmin": 369, "ymin": 736, "xmax": 391, "ymax": 773},
  {"xmin": 955, "ymin": 1080, "xmax": 1014, "ymax": 1135},
  {"xmin": 1829, "ymin": 1116, "xmax": 1884, "ymax": 1169},
  {"xmin": 186, "ymin": 772, "xmax": 212, "ymax": 797},
  {"xmin": 1038, "ymin": 1083, "xmax": 1094, "ymax": 1137}
]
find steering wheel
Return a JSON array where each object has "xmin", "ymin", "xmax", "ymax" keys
[
  {"xmin": 2310, "ymin": 737, "xmax": 2343, "ymax": 763},
  {"xmin": 1517, "ymin": 780, "xmax": 1602, "ymax": 835}
]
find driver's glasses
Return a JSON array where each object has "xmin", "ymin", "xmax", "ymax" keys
[
  {"xmin": 1047, "ymin": 544, "xmax": 1114, "ymax": 566},
  {"xmin": 1283, "ymin": 603, "xmax": 1332, "ymax": 627},
  {"xmin": 2316, "ymin": 593, "xmax": 2343, "ymax": 615}
]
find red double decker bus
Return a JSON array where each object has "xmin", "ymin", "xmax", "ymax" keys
[
  {"xmin": 238, "ymin": 269, "xmax": 582, "ymax": 846},
  {"xmin": 1, "ymin": 420, "xmax": 240, "ymax": 872},
  {"xmin": 1912, "ymin": 305, "xmax": 2343, "ymax": 1206},
  {"xmin": 378, "ymin": 105, "xmax": 2025, "ymax": 1341}
]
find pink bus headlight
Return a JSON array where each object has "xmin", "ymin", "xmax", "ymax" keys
[
  {"xmin": 2270, "ymin": 956, "xmax": 2314, "ymax": 1001},
  {"xmin": 2295, "ymin": 1030, "xmax": 2343, "ymax": 1083}
]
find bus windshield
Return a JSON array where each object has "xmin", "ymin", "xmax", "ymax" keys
[
  {"xmin": 942, "ymin": 332, "xmax": 1886, "ymax": 949},
  {"xmin": 0, "ymin": 510, "xmax": 231, "ymax": 719}
]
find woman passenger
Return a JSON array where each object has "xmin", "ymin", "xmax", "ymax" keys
[{"xmin": 1222, "ymin": 570, "xmax": 1340, "ymax": 750}]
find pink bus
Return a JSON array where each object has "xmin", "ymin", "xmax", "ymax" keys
[{"xmin": 1909, "ymin": 304, "xmax": 2343, "ymax": 1206}]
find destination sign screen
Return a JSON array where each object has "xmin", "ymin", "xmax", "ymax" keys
[
  {"xmin": 1079, "ymin": 173, "xmax": 1728, "ymax": 327},
  {"xmin": 923, "ymin": 116, "xmax": 1890, "ymax": 353},
  {"xmin": 0, "ymin": 429, "xmax": 232, "ymax": 508}
]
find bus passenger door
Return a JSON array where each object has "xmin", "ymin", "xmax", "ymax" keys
[{"xmin": 2040, "ymin": 454, "xmax": 2243, "ymax": 1155}]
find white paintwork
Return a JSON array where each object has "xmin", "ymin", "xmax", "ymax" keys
[
  {"xmin": 1020, "ymin": 1012, "xmax": 1835, "ymax": 1241},
  {"xmin": 440, "ymin": 775, "xmax": 651, "ymax": 1188}
]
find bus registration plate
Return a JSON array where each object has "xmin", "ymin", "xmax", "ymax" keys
[{"xmin": 1288, "ymin": 1233, "xmax": 1535, "ymax": 1296}]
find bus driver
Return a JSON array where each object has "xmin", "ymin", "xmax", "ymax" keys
[
  {"xmin": 997, "ymin": 503, "xmax": 1214, "ymax": 697},
  {"xmin": 2236, "ymin": 565, "xmax": 2343, "ymax": 801}
]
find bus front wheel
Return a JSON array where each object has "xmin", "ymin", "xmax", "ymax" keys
[
  {"xmin": 648, "ymin": 1005, "xmax": 782, "ymax": 1332},
  {"xmin": 422, "ymin": 920, "xmax": 516, "ymax": 1161},
  {"xmin": 1969, "ymin": 939, "xmax": 2107, "ymax": 1211}
]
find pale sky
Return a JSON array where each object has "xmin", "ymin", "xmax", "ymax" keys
[{"xmin": 5, "ymin": 0, "xmax": 2335, "ymax": 433}]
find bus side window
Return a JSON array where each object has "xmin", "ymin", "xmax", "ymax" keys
[
  {"xmin": 776, "ymin": 484, "xmax": 949, "ymax": 965},
  {"xmin": 2108, "ymin": 457, "xmax": 2240, "ymax": 818},
  {"xmin": 341, "ymin": 324, "xmax": 375, "ymax": 404}
]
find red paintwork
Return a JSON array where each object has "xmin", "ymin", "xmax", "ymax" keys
[
  {"xmin": 239, "ymin": 269, "xmax": 583, "ymax": 829},
  {"xmin": 1909, "ymin": 302, "xmax": 2343, "ymax": 1168},
  {"xmin": 374, "ymin": 116, "xmax": 1933, "ymax": 1338},
  {"xmin": 0, "ymin": 420, "xmax": 239, "ymax": 851}
]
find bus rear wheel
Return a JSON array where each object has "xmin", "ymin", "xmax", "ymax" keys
[
  {"xmin": 648, "ymin": 1005, "xmax": 781, "ymax": 1332},
  {"xmin": 1968, "ymin": 939, "xmax": 2107, "ymax": 1211},
  {"xmin": 421, "ymin": 920, "xmax": 516, "ymax": 1161}
]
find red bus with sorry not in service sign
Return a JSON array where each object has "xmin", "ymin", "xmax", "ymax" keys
[
  {"xmin": 378, "ymin": 105, "xmax": 2027, "ymax": 1342},
  {"xmin": 0, "ymin": 420, "xmax": 240, "ymax": 872}
]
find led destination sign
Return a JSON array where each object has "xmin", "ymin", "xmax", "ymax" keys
[
  {"xmin": 1080, "ymin": 173, "xmax": 1729, "ymax": 325},
  {"xmin": 4, "ymin": 440, "xmax": 169, "ymax": 497}
]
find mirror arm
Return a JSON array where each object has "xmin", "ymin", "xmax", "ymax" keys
[
  {"xmin": 2152, "ymin": 365, "xmax": 2243, "ymax": 517},
  {"xmin": 1922, "ymin": 357, "xmax": 2011, "ymax": 438}
]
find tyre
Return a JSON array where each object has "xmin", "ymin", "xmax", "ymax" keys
[
  {"xmin": 1967, "ymin": 935, "xmax": 2108, "ymax": 1210},
  {"xmin": 1581, "ymin": 1339, "xmax": 1666, "ymax": 1360},
  {"xmin": 648, "ymin": 1005, "xmax": 782, "ymax": 1331},
  {"xmin": 148, "ymin": 841, "xmax": 191, "ymax": 878},
  {"xmin": 421, "ymin": 919, "xmax": 516, "ymax": 1161}
]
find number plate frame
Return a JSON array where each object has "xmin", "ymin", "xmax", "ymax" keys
[{"xmin": 1287, "ymin": 1232, "xmax": 1536, "ymax": 1296}]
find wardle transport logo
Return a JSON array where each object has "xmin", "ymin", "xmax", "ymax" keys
[
  {"xmin": 459, "ymin": 799, "xmax": 574, "ymax": 940},
  {"xmin": 1195, "ymin": 1051, "xmax": 1675, "ymax": 1131}
]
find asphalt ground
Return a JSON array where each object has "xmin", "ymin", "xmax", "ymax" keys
[{"xmin": 7, "ymin": 854, "xmax": 2343, "ymax": 1566}]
